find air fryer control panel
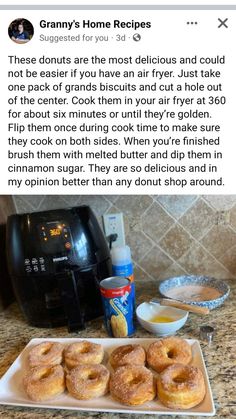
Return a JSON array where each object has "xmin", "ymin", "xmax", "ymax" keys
[
  {"xmin": 38, "ymin": 220, "xmax": 73, "ymax": 253},
  {"xmin": 23, "ymin": 220, "xmax": 73, "ymax": 275},
  {"xmin": 24, "ymin": 256, "xmax": 46, "ymax": 274}
]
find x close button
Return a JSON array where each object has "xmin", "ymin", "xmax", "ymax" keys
[{"xmin": 218, "ymin": 18, "xmax": 228, "ymax": 28}]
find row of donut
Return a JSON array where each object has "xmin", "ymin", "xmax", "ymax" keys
[
  {"xmin": 23, "ymin": 337, "xmax": 206, "ymax": 409},
  {"xmin": 27, "ymin": 337, "xmax": 191, "ymax": 372},
  {"xmin": 27, "ymin": 340, "xmax": 104, "ymax": 370}
]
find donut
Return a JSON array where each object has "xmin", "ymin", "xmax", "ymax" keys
[
  {"xmin": 147, "ymin": 337, "xmax": 192, "ymax": 373},
  {"xmin": 157, "ymin": 363, "xmax": 206, "ymax": 409},
  {"xmin": 64, "ymin": 340, "xmax": 104, "ymax": 369},
  {"xmin": 109, "ymin": 365, "xmax": 156, "ymax": 406},
  {"xmin": 28, "ymin": 341, "xmax": 63, "ymax": 368},
  {"xmin": 66, "ymin": 364, "xmax": 110, "ymax": 400},
  {"xmin": 23, "ymin": 365, "xmax": 65, "ymax": 401},
  {"xmin": 110, "ymin": 344, "xmax": 146, "ymax": 369}
]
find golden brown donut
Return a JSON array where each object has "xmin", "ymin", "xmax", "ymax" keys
[
  {"xmin": 23, "ymin": 365, "xmax": 65, "ymax": 401},
  {"xmin": 109, "ymin": 365, "xmax": 156, "ymax": 406},
  {"xmin": 110, "ymin": 344, "xmax": 146, "ymax": 369},
  {"xmin": 147, "ymin": 337, "xmax": 192, "ymax": 373},
  {"xmin": 66, "ymin": 364, "xmax": 110, "ymax": 400},
  {"xmin": 157, "ymin": 363, "xmax": 206, "ymax": 409},
  {"xmin": 64, "ymin": 340, "xmax": 104, "ymax": 369},
  {"xmin": 28, "ymin": 341, "xmax": 63, "ymax": 368}
]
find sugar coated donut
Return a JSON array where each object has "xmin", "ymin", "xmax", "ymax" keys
[
  {"xmin": 147, "ymin": 337, "xmax": 192, "ymax": 373},
  {"xmin": 66, "ymin": 364, "xmax": 110, "ymax": 400},
  {"xmin": 110, "ymin": 365, "xmax": 156, "ymax": 406},
  {"xmin": 28, "ymin": 341, "xmax": 63, "ymax": 368},
  {"xmin": 157, "ymin": 363, "xmax": 206, "ymax": 409},
  {"xmin": 23, "ymin": 365, "xmax": 65, "ymax": 401},
  {"xmin": 110, "ymin": 344, "xmax": 146, "ymax": 369},
  {"xmin": 64, "ymin": 340, "xmax": 104, "ymax": 369}
]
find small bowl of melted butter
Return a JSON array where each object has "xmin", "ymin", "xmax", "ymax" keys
[{"xmin": 136, "ymin": 302, "xmax": 188, "ymax": 336}]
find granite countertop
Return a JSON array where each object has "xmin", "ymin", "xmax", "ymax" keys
[{"xmin": 0, "ymin": 281, "xmax": 235, "ymax": 419}]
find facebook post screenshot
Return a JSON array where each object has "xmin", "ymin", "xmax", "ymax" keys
[{"xmin": 0, "ymin": 1, "xmax": 235, "ymax": 418}]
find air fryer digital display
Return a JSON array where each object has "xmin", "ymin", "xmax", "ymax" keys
[
  {"xmin": 38, "ymin": 221, "xmax": 73, "ymax": 253},
  {"xmin": 49, "ymin": 228, "xmax": 62, "ymax": 237}
]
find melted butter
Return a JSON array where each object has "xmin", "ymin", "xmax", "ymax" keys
[{"xmin": 149, "ymin": 315, "xmax": 174, "ymax": 323}]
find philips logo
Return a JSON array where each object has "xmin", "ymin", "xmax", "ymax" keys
[{"xmin": 53, "ymin": 256, "xmax": 68, "ymax": 262}]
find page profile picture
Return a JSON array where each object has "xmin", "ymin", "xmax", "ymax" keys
[{"xmin": 8, "ymin": 18, "xmax": 34, "ymax": 44}]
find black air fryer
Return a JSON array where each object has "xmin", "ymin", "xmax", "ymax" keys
[{"xmin": 6, "ymin": 206, "xmax": 111, "ymax": 332}]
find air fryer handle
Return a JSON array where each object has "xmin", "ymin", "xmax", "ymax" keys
[{"xmin": 57, "ymin": 271, "xmax": 85, "ymax": 332}]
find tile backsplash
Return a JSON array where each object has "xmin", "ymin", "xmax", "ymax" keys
[{"xmin": 13, "ymin": 195, "xmax": 236, "ymax": 282}]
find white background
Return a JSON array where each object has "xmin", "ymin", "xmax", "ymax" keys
[{"xmin": 1, "ymin": 9, "xmax": 236, "ymax": 194}]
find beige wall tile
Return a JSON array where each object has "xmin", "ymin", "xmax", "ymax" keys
[
  {"xmin": 77, "ymin": 196, "xmax": 110, "ymax": 217},
  {"xmin": 128, "ymin": 216, "xmax": 143, "ymax": 233},
  {"xmin": 204, "ymin": 261, "xmax": 232, "ymax": 280},
  {"xmin": 219, "ymin": 245, "xmax": 236, "ymax": 275},
  {"xmin": 155, "ymin": 195, "xmax": 197, "ymax": 219},
  {"xmin": 159, "ymin": 223, "xmax": 193, "ymax": 260},
  {"xmin": 127, "ymin": 231, "xmax": 153, "ymax": 263},
  {"xmin": 60, "ymin": 196, "xmax": 80, "ymax": 206},
  {"xmin": 159, "ymin": 262, "xmax": 187, "ymax": 280},
  {"xmin": 12, "ymin": 196, "xmax": 34, "ymax": 214},
  {"xmin": 115, "ymin": 195, "xmax": 153, "ymax": 217},
  {"xmin": 201, "ymin": 225, "xmax": 236, "ymax": 260},
  {"xmin": 229, "ymin": 204, "xmax": 236, "ymax": 230},
  {"xmin": 133, "ymin": 263, "xmax": 154, "ymax": 282},
  {"xmin": 142, "ymin": 202, "xmax": 174, "ymax": 243},
  {"xmin": 179, "ymin": 198, "xmax": 215, "ymax": 240},
  {"xmin": 204, "ymin": 195, "xmax": 236, "ymax": 210},
  {"xmin": 139, "ymin": 246, "xmax": 173, "ymax": 279},
  {"xmin": 104, "ymin": 195, "xmax": 119, "ymax": 204},
  {"xmin": 13, "ymin": 195, "xmax": 44, "ymax": 212},
  {"xmin": 17, "ymin": 195, "xmax": 45, "ymax": 209},
  {"xmin": 178, "ymin": 243, "xmax": 230, "ymax": 279},
  {"xmin": 38, "ymin": 196, "xmax": 69, "ymax": 211}
]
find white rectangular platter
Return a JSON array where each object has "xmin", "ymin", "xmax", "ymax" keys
[{"xmin": 0, "ymin": 338, "xmax": 215, "ymax": 416}]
